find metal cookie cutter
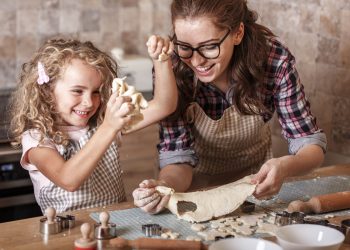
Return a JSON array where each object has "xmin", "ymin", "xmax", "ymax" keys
[
  {"xmin": 142, "ymin": 224, "xmax": 162, "ymax": 237},
  {"xmin": 341, "ymin": 219, "xmax": 350, "ymax": 244},
  {"xmin": 240, "ymin": 201, "xmax": 255, "ymax": 213},
  {"xmin": 303, "ymin": 217, "xmax": 329, "ymax": 226},
  {"xmin": 39, "ymin": 216, "xmax": 63, "ymax": 235},
  {"xmin": 39, "ymin": 206, "xmax": 76, "ymax": 235},
  {"xmin": 94, "ymin": 223, "xmax": 117, "ymax": 240},
  {"xmin": 40, "ymin": 215, "xmax": 76, "ymax": 235},
  {"xmin": 274, "ymin": 211, "xmax": 306, "ymax": 226},
  {"xmin": 289, "ymin": 211, "xmax": 305, "ymax": 224},
  {"xmin": 275, "ymin": 211, "xmax": 291, "ymax": 226},
  {"xmin": 57, "ymin": 215, "xmax": 76, "ymax": 229},
  {"xmin": 94, "ymin": 211, "xmax": 117, "ymax": 240}
]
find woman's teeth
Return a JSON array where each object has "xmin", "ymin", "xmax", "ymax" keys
[{"xmin": 196, "ymin": 65, "xmax": 212, "ymax": 72}]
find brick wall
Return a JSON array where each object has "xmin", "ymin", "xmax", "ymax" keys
[{"xmin": 0, "ymin": 0, "xmax": 349, "ymax": 158}]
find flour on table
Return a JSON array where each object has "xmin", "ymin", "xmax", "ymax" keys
[
  {"xmin": 186, "ymin": 235, "xmax": 202, "ymax": 241},
  {"xmin": 189, "ymin": 211, "xmax": 277, "ymax": 241},
  {"xmin": 160, "ymin": 228, "xmax": 180, "ymax": 239},
  {"xmin": 197, "ymin": 229, "xmax": 234, "ymax": 241},
  {"xmin": 191, "ymin": 224, "xmax": 207, "ymax": 232},
  {"xmin": 236, "ymin": 213, "xmax": 267, "ymax": 227},
  {"xmin": 255, "ymin": 220, "xmax": 278, "ymax": 236}
]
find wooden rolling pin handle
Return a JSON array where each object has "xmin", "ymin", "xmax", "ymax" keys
[
  {"xmin": 109, "ymin": 237, "xmax": 207, "ymax": 250},
  {"xmin": 288, "ymin": 191, "xmax": 350, "ymax": 214},
  {"xmin": 288, "ymin": 200, "xmax": 314, "ymax": 213}
]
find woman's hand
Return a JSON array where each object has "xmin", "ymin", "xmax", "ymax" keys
[
  {"xmin": 146, "ymin": 35, "xmax": 173, "ymax": 61},
  {"xmin": 132, "ymin": 179, "xmax": 170, "ymax": 214},
  {"xmin": 251, "ymin": 157, "xmax": 291, "ymax": 199},
  {"xmin": 103, "ymin": 94, "xmax": 134, "ymax": 133}
]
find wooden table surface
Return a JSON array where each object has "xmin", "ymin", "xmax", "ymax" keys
[{"xmin": 1, "ymin": 165, "xmax": 350, "ymax": 250}]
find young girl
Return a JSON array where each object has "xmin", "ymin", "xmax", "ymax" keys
[{"xmin": 10, "ymin": 37, "xmax": 176, "ymax": 213}]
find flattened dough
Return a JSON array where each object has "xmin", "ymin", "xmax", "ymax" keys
[{"xmin": 166, "ymin": 175, "xmax": 256, "ymax": 222}]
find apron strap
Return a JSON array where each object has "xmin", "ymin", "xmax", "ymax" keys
[{"xmin": 185, "ymin": 102, "xmax": 197, "ymax": 124}]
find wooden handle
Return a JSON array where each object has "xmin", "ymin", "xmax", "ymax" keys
[
  {"xmin": 288, "ymin": 191, "xmax": 350, "ymax": 214},
  {"xmin": 288, "ymin": 200, "xmax": 312, "ymax": 213},
  {"xmin": 109, "ymin": 237, "xmax": 207, "ymax": 250}
]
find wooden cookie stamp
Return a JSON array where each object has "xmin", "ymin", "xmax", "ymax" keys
[
  {"xmin": 94, "ymin": 211, "xmax": 117, "ymax": 240},
  {"xmin": 74, "ymin": 223, "xmax": 97, "ymax": 250},
  {"xmin": 39, "ymin": 207, "xmax": 62, "ymax": 235}
]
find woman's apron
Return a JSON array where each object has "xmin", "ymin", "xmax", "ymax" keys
[
  {"xmin": 186, "ymin": 102, "xmax": 272, "ymax": 190},
  {"xmin": 38, "ymin": 129, "xmax": 126, "ymax": 213}
]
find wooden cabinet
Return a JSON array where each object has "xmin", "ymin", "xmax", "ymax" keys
[{"xmin": 119, "ymin": 124, "xmax": 159, "ymax": 200}]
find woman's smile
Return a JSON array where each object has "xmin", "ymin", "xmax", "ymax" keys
[
  {"xmin": 174, "ymin": 17, "xmax": 235, "ymax": 87},
  {"xmin": 194, "ymin": 64, "xmax": 215, "ymax": 75}
]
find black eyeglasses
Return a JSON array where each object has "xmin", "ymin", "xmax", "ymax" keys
[{"xmin": 173, "ymin": 29, "xmax": 231, "ymax": 59}]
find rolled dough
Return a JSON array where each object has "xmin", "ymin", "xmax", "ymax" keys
[{"xmin": 164, "ymin": 175, "xmax": 256, "ymax": 222}]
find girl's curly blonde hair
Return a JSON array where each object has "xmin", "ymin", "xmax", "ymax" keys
[{"xmin": 10, "ymin": 38, "xmax": 118, "ymax": 147}]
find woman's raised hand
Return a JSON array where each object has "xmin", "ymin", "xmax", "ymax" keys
[{"xmin": 146, "ymin": 35, "xmax": 173, "ymax": 61}]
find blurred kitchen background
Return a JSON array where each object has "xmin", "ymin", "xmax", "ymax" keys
[{"xmin": 0, "ymin": 0, "xmax": 349, "ymax": 222}]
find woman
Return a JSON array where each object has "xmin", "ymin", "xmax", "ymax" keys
[{"xmin": 133, "ymin": 0, "xmax": 326, "ymax": 214}]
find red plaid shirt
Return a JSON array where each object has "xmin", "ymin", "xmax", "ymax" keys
[{"xmin": 157, "ymin": 38, "xmax": 326, "ymax": 167}]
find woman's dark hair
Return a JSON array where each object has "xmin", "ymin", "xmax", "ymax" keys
[{"xmin": 170, "ymin": 0, "xmax": 275, "ymax": 116}]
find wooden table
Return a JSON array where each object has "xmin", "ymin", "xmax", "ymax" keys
[{"xmin": 1, "ymin": 165, "xmax": 350, "ymax": 249}]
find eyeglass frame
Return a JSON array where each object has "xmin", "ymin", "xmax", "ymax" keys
[{"xmin": 172, "ymin": 29, "xmax": 232, "ymax": 59}]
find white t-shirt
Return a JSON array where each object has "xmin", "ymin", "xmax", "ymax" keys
[{"xmin": 20, "ymin": 126, "xmax": 89, "ymax": 204}]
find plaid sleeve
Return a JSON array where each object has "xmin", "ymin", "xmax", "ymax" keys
[
  {"xmin": 158, "ymin": 115, "xmax": 193, "ymax": 151},
  {"xmin": 152, "ymin": 61, "xmax": 198, "ymax": 167},
  {"xmin": 273, "ymin": 55, "xmax": 320, "ymax": 139},
  {"xmin": 157, "ymin": 116, "xmax": 198, "ymax": 167}
]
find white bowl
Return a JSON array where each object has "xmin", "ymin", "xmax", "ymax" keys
[
  {"xmin": 209, "ymin": 238, "xmax": 282, "ymax": 250},
  {"xmin": 276, "ymin": 224, "xmax": 345, "ymax": 250}
]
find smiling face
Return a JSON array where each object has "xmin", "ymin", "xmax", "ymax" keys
[
  {"xmin": 174, "ymin": 16, "xmax": 243, "ymax": 88},
  {"xmin": 53, "ymin": 59, "xmax": 102, "ymax": 127}
]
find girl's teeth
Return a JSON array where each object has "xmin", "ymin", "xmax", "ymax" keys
[{"xmin": 76, "ymin": 111, "xmax": 88, "ymax": 115}]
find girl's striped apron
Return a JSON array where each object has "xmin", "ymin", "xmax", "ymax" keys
[{"xmin": 38, "ymin": 129, "xmax": 126, "ymax": 213}]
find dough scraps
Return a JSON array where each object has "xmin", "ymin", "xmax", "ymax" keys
[
  {"xmin": 191, "ymin": 224, "xmax": 207, "ymax": 232},
  {"xmin": 165, "ymin": 175, "xmax": 256, "ymax": 222},
  {"xmin": 160, "ymin": 228, "xmax": 180, "ymax": 239},
  {"xmin": 155, "ymin": 186, "xmax": 175, "ymax": 196},
  {"xmin": 111, "ymin": 77, "xmax": 148, "ymax": 131}
]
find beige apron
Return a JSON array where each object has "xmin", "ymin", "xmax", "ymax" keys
[{"xmin": 186, "ymin": 102, "xmax": 272, "ymax": 190}]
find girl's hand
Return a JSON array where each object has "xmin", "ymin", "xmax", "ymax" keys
[
  {"xmin": 251, "ymin": 157, "xmax": 290, "ymax": 199},
  {"xmin": 104, "ymin": 93, "xmax": 134, "ymax": 133},
  {"xmin": 146, "ymin": 35, "xmax": 173, "ymax": 61},
  {"xmin": 132, "ymin": 179, "xmax": 170, "ymax": 214}
]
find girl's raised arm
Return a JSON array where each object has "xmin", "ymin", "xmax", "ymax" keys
[{"xmin": 123, "ymin": 35, "xmax": 178, "ymax": 133}]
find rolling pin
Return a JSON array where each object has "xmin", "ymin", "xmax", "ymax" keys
[
  {"xmin": 288, "ymin": 191, "xmax": 350, "ymax": 214},
  {"xmin": 109, "ymin": 237, "xmax": 208, "ymax": 250}
]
